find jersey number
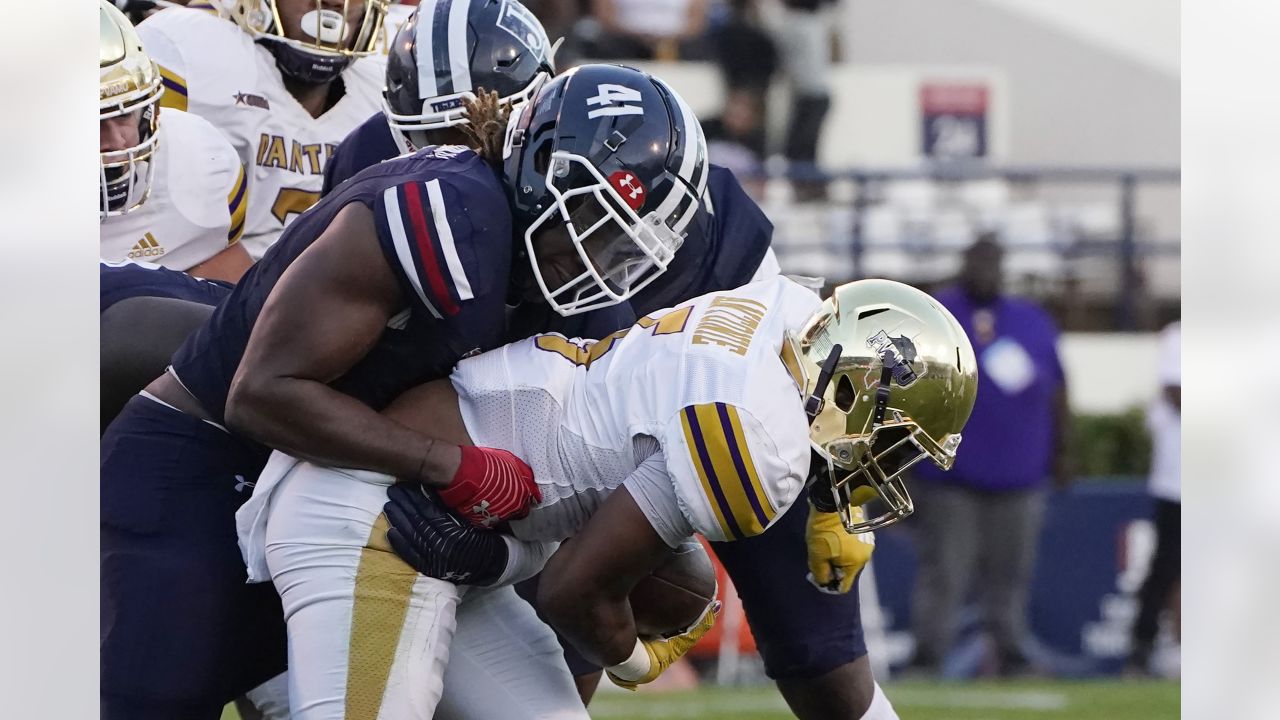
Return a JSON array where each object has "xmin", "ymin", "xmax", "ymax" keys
[
  {"xmin": 586, "ymin": 84, "xmax": 644, "ymax": 119},
  {"xmin": 271, "ymin": 188, "xmax": 322, "ymax": 224},
  {"xmin": 535, "ymin": 306, "xmax": 693, "ymax": 368}
]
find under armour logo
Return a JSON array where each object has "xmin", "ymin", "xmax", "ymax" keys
[
  {"xmin": 442, "ymin": 571, "xmax": 472, "ymax": 582},
  {"xmin": 472, "ymin": 500, "xmax": 499, "ymax": 528},
  {"xmin": 608, "ymin": 171, "xmax": 647, "ymax": 210},
  {"xmin": 619, "ymin": 174, "xmax": 643, "ymax": 199},
  {"xmin": 234, "ymin": 475, "xmax": 255, "ymax": 493}
]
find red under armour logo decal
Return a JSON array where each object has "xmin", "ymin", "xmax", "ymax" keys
[{"xmin": 609, "ymin": 171, "xmax": 647, "ymax": 210}]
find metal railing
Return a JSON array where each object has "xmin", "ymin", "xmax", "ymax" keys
[{"xmin": 761, "ymin": 165, "xmax": 1180, "ymax": 330}]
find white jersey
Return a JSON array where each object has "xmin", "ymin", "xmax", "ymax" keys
[
  {"xmin": 137, "ymin": 7, "xmax": 385, "ymax": 259},
  {"xmin": 100, "ymin": 109, "xmax": 246, "ymax": 271},
  {"xmin": 452, "ymin": 275, "xmax": 819, "ymax": 545}
]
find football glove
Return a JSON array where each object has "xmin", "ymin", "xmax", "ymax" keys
[
  {"xmin": 384, "ymin": 483, "xmax": 509, "ymax": 586},
  {"xmin": 805, "ymin": 503, "xmax": 875, "ymax": 595},
  {"xmin": 606, "ymin": 600, "xmax": 721, "ymax": 690},
  {"xmin": 438, "ymin": 445, "xmax": 541, "ymax": 528}
]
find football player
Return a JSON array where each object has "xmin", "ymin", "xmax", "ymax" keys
[
  {"xmin": 237, "ymin": 276, "xmax": 977, "ymax": 719},
  {"xmin": 99, "ymin": 0, "xmax": 253, "ymax": 284},
  {"xmin": 136, "ymin": 0, "xmax": 390, "ymax": 259},
  {"xmin": 100, "ymin": 64, "xmax": 706, "ymax": 719},
  {"xmin": 324, "ymin": 5, "xmax": 902, "ymax": 714},
  {"xmin": 100, "ymin": 260, "xmax": 233, "ymax": 430},
  {"xmin": 321, "ymin": 0, "xmax": 554, "ymax": 194}
]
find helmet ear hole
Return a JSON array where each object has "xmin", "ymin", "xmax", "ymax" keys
[
  {"xmin": 834, "ymin": 374, "xmax": 857, "ymax": 412},
  {"xmin": 532, "ymin": 141, "xmax": 553, "ymax": 175}
]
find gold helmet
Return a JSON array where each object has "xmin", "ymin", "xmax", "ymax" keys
[
  {"xmin": 789, "ymin": 279, "xmax": 978, "ymax": 532},
  {"xmin": 223, "ymin": 1, "xmax": 390, "ymax": 84},
  {"xmin": 100, "ymin": 0, "xmax": 162, "ymax": 218}
]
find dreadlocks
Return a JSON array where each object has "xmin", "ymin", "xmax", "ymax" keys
[{"xmin": 460, "ymin": 90, "xmax": 510, "ymax": 167}]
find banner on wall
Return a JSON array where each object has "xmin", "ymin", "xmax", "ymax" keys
[
  {"xmin": 920, "ymin": 82, "xmax": 990, "ymax": 159},
  {"xmin": 869, "ymin": 480, "xmax": 1165, "ymax": 677}
]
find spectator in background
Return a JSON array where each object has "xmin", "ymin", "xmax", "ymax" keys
[
  {"xmin": 579, "ymin": 0, "xmax": 710, "ymax": 60},
  {"xmin": 907, "ymin": 234, "xmax": 1071, "ymax": 677},
  {"xmin": 703, "ymin": 0, "xmax": 777, "ymax": 187},
  {"xmin": 702, "ymin": 89, "xmax": 769, "ymax": 186},
  {"xmin": 1126, "ymin": 320, "xmax": 1181, "ymax": 676},
  {"xmin": 770, "ymin": 0, "xmax": 837, "ymax": 195}
]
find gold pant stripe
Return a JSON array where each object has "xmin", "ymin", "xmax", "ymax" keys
[{"xmin": 345, "ymin": 512, "xmax": 417, "ymax": 720}]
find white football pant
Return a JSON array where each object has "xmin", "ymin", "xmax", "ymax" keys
[{"xmin": 263, "ymin": 462, "xmax": 587, "ymax": 720}]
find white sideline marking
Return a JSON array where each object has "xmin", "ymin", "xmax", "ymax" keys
[
  {"xmin": 589, "ymin": 689, "xmax": 1070, "ymax": 717},
  {"xmin": 894, "ymin": 689, "xmax": 1069, "ymax": 711}
]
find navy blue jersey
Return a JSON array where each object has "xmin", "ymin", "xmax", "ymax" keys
[
  {"xmin": 170, "ymin": 146, "xmax": 512, "ymax": 423},
  {"xmin": 100, "ymin": 260, "xmax": 232, "ymax": 312},
  {"xmin": 323, "ymin": 112, "xmax": 401, "ymax": 197},
  {"xmin": 629, "ymin": 165, "xmax": 773, "ymax": 317},
  {"xmin": 325, "ymin": 119, "xmax": 771, "ymax": 327}
]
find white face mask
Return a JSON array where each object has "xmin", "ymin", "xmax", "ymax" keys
[{"xmin": 523, "ymin": 151, "xmax": 689, "ymax": 317}]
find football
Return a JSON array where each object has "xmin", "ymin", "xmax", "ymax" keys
[{"xmin": 630, "ymin": 539, "xmax": 718, "ymax": 638}]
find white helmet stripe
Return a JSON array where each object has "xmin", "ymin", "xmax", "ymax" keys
[
  {"xmin": 671, "ymin": 123, "xmax": 709, "ymax": 234},
  {"xmin": 415, "ymin": 0, "xmax": 440, "ymax": 98},
  {"xmin": 447, "ymin": 0, "xmax": 473, "ymax": 93},
  {"xmin": 654, "ymin": 83, "xmax": 702, "ymax": 227}
]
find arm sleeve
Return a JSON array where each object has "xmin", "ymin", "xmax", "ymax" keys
[
  {"xmin": 623, "ymin": 449, "xmax": 695, "ymax": 549},
  {"xmin": 490, "ymin": 538, "xmax": 561, "ymax": 587},
  {"xmin": 661, "ymin": 403, "xmax": 805, "ymax": 542},
  {"xmin": 136, "ymin": 22, "xmax": 190, "ymax": 112},
  {"xmin": 371, "ymin": 178, "xmax": 487, "ymax": 320}
]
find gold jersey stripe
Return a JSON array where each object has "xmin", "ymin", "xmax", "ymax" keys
[
  {"xmin": 723, "ymin": 404, "xmax": 776, "ymax": 525},
  {"xmin": 226, "ymin": 164, "xmax": 248, "ymax": 244},
  {"xmin": 682, "ymin": 403, "xmax": 774, "ymax": 539},
  {"xmin": 156, "ymin": 65, "xmax": 188, "ymax": 112},
  {"xmin": 681, "ymin": 407, "xmax": 733, "ymax": 538},
  {"xmin": 345, "ymin": 512, "xmax": 417, "ymax": 720}
]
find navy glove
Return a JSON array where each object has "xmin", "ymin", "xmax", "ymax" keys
[{"xmin": 384, "ymin": 483, "xmax": 509, "ymax": 586}]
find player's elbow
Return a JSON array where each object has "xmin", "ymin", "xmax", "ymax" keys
[
  {"xmin": 224, "ymin": 370, "xmax": 278, "ymax": 442},
  {"xmin": 537, "ymin": 570, "xmax": 586, "ymax": 633}
]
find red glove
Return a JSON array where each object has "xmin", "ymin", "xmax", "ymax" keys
[{"xmin": 438, "ymin": 445, "xmax": 541, "ymax": 528}]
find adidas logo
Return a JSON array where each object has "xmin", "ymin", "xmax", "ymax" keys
[{"xmin": 128, "ymin": 232, "xmax": 166, "ymax": 259}]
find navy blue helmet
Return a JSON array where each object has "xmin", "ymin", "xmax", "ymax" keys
[
  {"xmin": 502, "ymin": 64, "xmax": 709, "ymax": 316},
  {"xmin": 384, "ymin": 0, "xmax": 554, "ymax": 153}
]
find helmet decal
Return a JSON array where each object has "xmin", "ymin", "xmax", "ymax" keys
[
  {"xmin": 866, "ymin": 330, "xmax": 921, "ymax": 387},
  {"xmin": 586, "ymin": 84, "xmax": 644, "ymax": 119},
  {"xmin": 496, "ymin": 0, "xmax": 546, "ymax": 55},
  {"xmin": 608, "ymin": 171, "xmax": 647, "ymax": 211}
]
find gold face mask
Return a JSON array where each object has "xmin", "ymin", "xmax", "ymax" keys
[{"xmin": 792, "ymin": 279, "xmax": 978, "ymax": 533}]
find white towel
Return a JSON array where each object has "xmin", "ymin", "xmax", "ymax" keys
[{"xmin": 235, "ymin": 450, "xmax": 303, "ymax": 583}]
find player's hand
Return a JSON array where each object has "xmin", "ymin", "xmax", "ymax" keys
[
  {"xmin": 438, "ymin": 445, "xmax": 541, "ymax": 528},
  {"xmin": 606, "ymin": 600, "xmax": 721, "ymax": 690},
  {"xmin": 805, "ymin": 504, "xmax": 875, "ymax": 594},
  {"xmin": 384, "ymin": 483, "xmax": 509, "ymax": 585}
]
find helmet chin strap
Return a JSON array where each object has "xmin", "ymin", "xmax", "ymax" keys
[
  {"xmin": 806, "ymin": 344, "xmax": 900, "ymax": 517},
  {"xmin": 804, "ymin": 343, "xmax": 842, "ymax": 427},
  {"xmin": 871, "ymin": 356, "xmax": 895, "ymax": 426}
]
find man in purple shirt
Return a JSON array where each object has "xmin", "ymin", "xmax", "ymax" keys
[{"xmin": 907, "ymin": 234, "xmax": 1071, "ymax": 676}]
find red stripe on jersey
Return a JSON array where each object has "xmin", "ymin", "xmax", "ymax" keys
[{"xmin": 402, "ymin": 181, "xmax": 460, "ymax": 316}]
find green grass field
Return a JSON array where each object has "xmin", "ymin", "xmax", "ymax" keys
[{"xmin": 222, "ymin": 678, "xmax": 1179, "ymax": 719}]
